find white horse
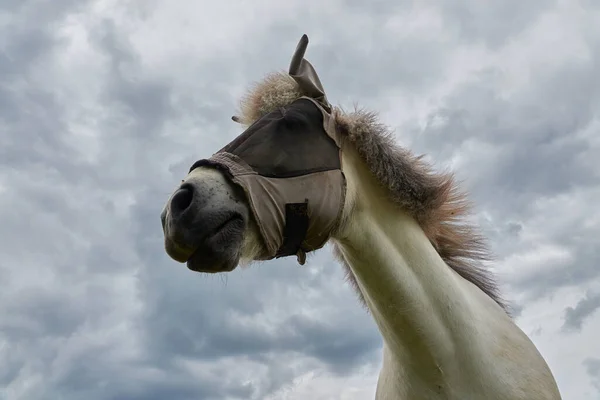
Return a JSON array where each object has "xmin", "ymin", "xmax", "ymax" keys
[{"xmin": 161, "ymin": 35, "xmax": 561, "ymax": 400}]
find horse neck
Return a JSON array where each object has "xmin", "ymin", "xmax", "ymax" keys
[
  {"xmin": 331, "ymin": 149, "xmax": 559, "ymax": 398},
  {"xmin": 334, "ymin": 201, "xmax": 501, "ymax": 387}
]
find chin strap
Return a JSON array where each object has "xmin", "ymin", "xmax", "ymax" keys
[{"xmin": 275, "ymin": 200, "xmax": 309, "ymax": 265}]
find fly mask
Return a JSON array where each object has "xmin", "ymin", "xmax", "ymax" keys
[{"xmin": 188, "ymin": 35, "xmax": 347, "ymax": 265}]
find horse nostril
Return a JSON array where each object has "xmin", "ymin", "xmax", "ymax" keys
[{"xmin": 170, "ymin": 184, "xmax": 194, "ymax": 216}]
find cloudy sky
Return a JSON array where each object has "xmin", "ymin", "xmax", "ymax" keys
[{"xmin": 1, "ymin": 0, "xmax": 599, "ymax": 399}]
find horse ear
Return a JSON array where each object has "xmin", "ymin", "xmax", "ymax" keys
[{"xmin": 288, "ymin": 34, "xmax": 331, "ymax": 112}]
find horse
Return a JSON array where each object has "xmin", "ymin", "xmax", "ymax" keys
[{"xmin": 160, "ymin": 35, "xmax": 562, "ymax": 400}]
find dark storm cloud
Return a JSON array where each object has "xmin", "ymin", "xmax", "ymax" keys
[{"xmin": 562, "ymin": 291, "xmax": 600, "ymax": 332}]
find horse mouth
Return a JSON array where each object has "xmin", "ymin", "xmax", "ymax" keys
[
  {"xmin": 166, "ymin": 215, "xmax": 244, "ymax": 273},
  {"xmin": 186, "ymin": 248, "xmax": 239, "ymax": 273},
  {"xmin": 164, "ymin": 237, "xmax": 196, "ymax": 263}
]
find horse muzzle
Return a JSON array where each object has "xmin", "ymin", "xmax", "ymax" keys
[{"xmin": 161, "ymin": 178, "xmax": 248, "ymax": 273}]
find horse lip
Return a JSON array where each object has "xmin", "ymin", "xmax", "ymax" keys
[
  {"xmin": 164, "ymin": 213, "xmax": 244, "ymax": 263},
  {"xmin": 185, "ymin": 216, "xmax": 245, "ymax": 273},
  {"xmin": 186, "ymin": 249, "xmax": 238, "ymax": 273},
  {"xmin": 164, "ymin": 236, "xmax": 196, "ymax": 263}
]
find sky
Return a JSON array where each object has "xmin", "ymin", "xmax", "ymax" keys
[{"xmin": 1, "ymin": 0, "xmax": 599, "ymax": 399}]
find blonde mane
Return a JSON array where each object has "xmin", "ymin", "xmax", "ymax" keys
[{"xmin": 233, "ymin": 72, "xmax": 507, "ymax": 312}]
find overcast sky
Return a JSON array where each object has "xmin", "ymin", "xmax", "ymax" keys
[{"xmin": 1, "ymin": 1, "xmax": 599, "ymax": 399}]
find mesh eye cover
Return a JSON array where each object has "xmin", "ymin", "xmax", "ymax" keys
[{"xmin": 218, "ymin": 99, "xmax": 340, "ymax": 178}]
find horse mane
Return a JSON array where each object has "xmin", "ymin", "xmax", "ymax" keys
[{"xmin": 234, "ymin": 72, "xmax": 508, "ymax": 313}]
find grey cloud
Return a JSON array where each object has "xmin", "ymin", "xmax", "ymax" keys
[
  {"xmin": 1, "ymin": 288, "xmax": 86, "ymax": 340},
  {"xmin": 412, "ymin": 63, "xmax": 598, "ymax": 201},
  {"xmin": 562, "ymin": 291, "xmax": 600, "ymax": 332},
  {"xmin": 584, "ymin": 358, "xmax": 600, "ymax": 393},
  {"xmin": 400, "ymin": 45, "xmax": 600, "ymax": 300},
  {"xmin": 343, "ymin": 0, "xmax": 412, "ymax": 16},
  {"xmin": 2, "ymin": 1, "xmax": 599, "ymax": 399},
  {"xmin": 50, "ymin": 360, "xmax": 255, "ymax": 400},
  {"xmin": 91, "ymin": 20, "xmax": 175, "ymax": 140},
  {"xmin": 317, "ymin": 37, "xmax": 450, "ymax": 103},
  {"xmin": 586, "ymin": 358, "xmax": 600, "ymax": 376},
  {"xmin": 339, "ymin": 0, "xmax": 556, "ymax": 50},
  {"xmin": 0, "ymin": 0, "xmax": 103, "ymax": 187},
  {"xmin": 86, "ymin": 18, "xmax": 248, "ymax": 186},
  {"xmin": 0, "ymin": 0, "xmax": 86, "ymax": 16},
  {"xmin": 230, "ymin": 14, "xmax": 451, "ymax": 108},
  {"xmin": 509, "ymin": 303, "xmax": 524, "ymax": 318},
  {"xmin": 1, "ymin": 4, "xmax": 157, "ymax": 400},
  {"xmin": 437, "ymin": 0, "xmax": 557, "ymax": 48},
  {"xmin": 498, "ymin": 220, "xmax": 600, "ymax": 302}
]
